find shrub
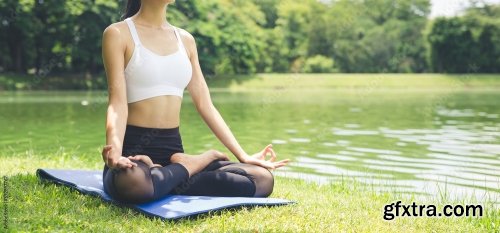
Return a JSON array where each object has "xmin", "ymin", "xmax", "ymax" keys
[{"xmin": 301, "ymin": 55, "xmax": 335, "ymax": 73}]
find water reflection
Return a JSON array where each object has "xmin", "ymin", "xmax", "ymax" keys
[{"xmin": 279, "ymin": 106, "xmax": 500, "ymax": 202}]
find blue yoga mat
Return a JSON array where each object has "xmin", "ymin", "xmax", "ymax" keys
[{"xmin": 36, "ymin": 168, "xmax": 294, "ymax": 220}]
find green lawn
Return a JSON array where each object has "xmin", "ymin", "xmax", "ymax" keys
[
  {"xmin": 4, "ymin": 172, "xmax": 498, "ymax": 232},
  {"xmin": 207, "ymin": 73, "xmax": 500, "ymax": 90}
]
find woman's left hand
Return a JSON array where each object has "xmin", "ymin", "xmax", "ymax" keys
[{"xmin": 241, "ymin": 144, "xmax": 290, "ymax": 170}]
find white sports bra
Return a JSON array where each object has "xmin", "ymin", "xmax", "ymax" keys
[{"xmin": 124, "ymin": 17, "xmax": 192, "ymax": 103}]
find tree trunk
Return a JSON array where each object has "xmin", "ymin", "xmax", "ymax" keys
[{"xmin": 7, "ymin": 26, "xmax": 23, "ymax": 72}]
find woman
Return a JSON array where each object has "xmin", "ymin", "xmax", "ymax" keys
[{"xmin": 100, "ymin": 0, "xmax": 289, "ymax": 204}]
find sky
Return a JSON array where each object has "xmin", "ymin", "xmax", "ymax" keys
[{"xmin": 430, "ymin": 0, "xmax": 500, "ymax": 17}]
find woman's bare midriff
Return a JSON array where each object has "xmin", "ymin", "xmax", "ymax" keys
[{"xmin": 127, "ymin": 95, "xmax": 183, "ymax": 128}]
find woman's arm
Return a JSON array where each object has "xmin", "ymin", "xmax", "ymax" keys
[
  {"xmin": 101, "ymin": 24, "xmax": 136, "ymax": 169},
  {"xmin": 182, "ymin": 31, "xmax": 247, "ymax": 161},
  {"xmin": 181, "ymin": 30, "xmax": 288, "ymax": 169}
]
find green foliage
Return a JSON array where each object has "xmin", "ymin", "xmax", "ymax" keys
[
  {"xmin": 428, "ymin": 17, "xmax": 479, "ymax": 73},
  {"xmin": 0, "ymin": 0, "xmax": 121, "ymax": 75},
  {"xmin": 478, "ymin": 24, "xmax": 500, "ymax": 72},
  {"xmin": 0, "ymin": 0, "xmax": 499, "ymax": 76},
  {"xmin": 427, "ymin": 4, "xmax": 500, "ymax": 73},
  {"xmin": 301, "ymin": 55, "xmax": 335, "ymax": 73},
  {"xmin": 170, "ymin": 0, "xmax": 267, "ymax": 75},
  {"xmin": 329, "ymin": 0, "xmax": 430, "ymax": 73}
]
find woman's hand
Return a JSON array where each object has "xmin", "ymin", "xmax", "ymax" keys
[
  {"xmin": 128, "ymin": 155, "xmax": 162, "ymax": 168},
  {"xmin": 241, "ymin": 144, "xmax": 290, "ymax": 170},
  {"xmin": 101, "ymin": 145, "xmax": 137, "ymax": 169}
]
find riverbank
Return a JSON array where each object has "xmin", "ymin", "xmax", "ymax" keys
[{"xmin": 2, "ymin": 73, "xmax": 500, "ymax": 91}]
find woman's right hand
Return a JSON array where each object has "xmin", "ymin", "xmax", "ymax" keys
[{"xmin": 102, "ymin": 145, "xmax": 137, "ymax": 169}]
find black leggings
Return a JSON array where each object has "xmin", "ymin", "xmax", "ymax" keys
[{"xmin": 102, "ymin": 124, "xmax": 274, "ymax": 204}]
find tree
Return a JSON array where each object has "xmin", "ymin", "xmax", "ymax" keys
[
  {"xmin": 171, "ymin": 0, "xmax": 267, "ymax": 74},
  {"xmin": 428, "ymin": 18, "xmax": 479, "ymax": 73},
  {"xmin": 329, "ymin": 0, "xmax": 431, "ymax": 73}
]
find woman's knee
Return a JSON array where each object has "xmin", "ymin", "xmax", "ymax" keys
[
  {"xmin": 250, "ymin": 165, "xmax": 274, "ymax": 197},
  {"xmin": 110, "ymin": 161, "xmax": 155, "ymax": 203},
  {"xmin": 224, "ymin": 163, "xmax": 274, "ymax": 197}
]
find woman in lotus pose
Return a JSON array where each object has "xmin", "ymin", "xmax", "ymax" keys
[{"xmin": 101, "ymin": 0, "xmax": 289, "ymax": 204}]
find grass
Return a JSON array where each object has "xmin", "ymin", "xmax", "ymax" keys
[
  {"xmin": 1, "ymin": 153, "xmax": 499, "ymax": 232},
  {"xmin": 206, "ymin": 73, "xmax": 500, "ymax": 91}
]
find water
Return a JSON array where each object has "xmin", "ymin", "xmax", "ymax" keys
[{"xmin": 1, "ymin": 89, "xmax": 499, "ymax": 203}]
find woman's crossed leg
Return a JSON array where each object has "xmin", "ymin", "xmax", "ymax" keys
[{"xmin": 103, "ymin": 150, "xmax": 274, "ymax": 204}]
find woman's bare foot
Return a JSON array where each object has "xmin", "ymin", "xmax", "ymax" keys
[{"xmin": 170, "ymin": 150, "xmax": 229, "ymax": 177}]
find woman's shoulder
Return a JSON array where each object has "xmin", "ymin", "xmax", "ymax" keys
[
  {"xmin": 175, "ymin": 27, "xmax": 194, "ymax": 39},
  {"xmin": 175, "ymin": 27, "xmax": 196, "ymax": 49},
  {"xmin": 102, "ymin": 20, "xmax": 129, "ymax": 40}
]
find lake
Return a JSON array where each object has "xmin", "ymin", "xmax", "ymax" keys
[{"xmin": 1, "ymin": 86, "xmax": 499, "ymax": 203}]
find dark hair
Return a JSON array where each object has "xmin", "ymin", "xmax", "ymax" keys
[{"xmin": 121, "ymin": 0, "xmax": 141, "ymax": 21}]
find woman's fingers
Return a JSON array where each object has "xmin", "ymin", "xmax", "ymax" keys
[
  {"xmin": 102, "ymin": 145, "xmax": 112, "ymax": 156},
  {"xmin": 263, "ymin": 144, "xmax": 272, "ymax": 155},
  {"xmin": 262, "ymin": 144, "xmax": 276, "ymax": 162},
  {"xmin": 260, "ymin": 144, "xmax": 270, "ymax": 153},
  {"xmin": 248, "ymin": 156, "xmax": 289, "ymax": 170},
  {"xmin": 107, "ymin": 157, "xmax": 114, "ymax": 167},
  {"xmin": 257, "ymin": 144, "xmax": 272, "ymax": 159},
  {"xmin": 126, "ymin": 160, "xmax": 137, "ymax": 167},
  {"xmin": 262, "ymin": 158, "xmax": 282, "ymax": 170},
  {"xmin": 128, "ymin": 155, "xmax": 155, "ymax": 167},
  {"xmin": 273, "ymin": 159, "xmax": 290, "ymax": 168},
  {"xmin": 118, "ymin": 157, "xmax": 137, "ymax": 168},
  {"xmin": 103, "ymin": 145, "xmax": 111, "ymax": 151},
  {"xmin": 128, "ymin": 155, "xmax": 147, "ymax": 160},
  {"xmin": 260, "ymin": 161, "xmax": 275, "ymax": 170},
  {"xmin": 262, "ymin": 159, "xmax": 289, "ymax": 170},
  {"xmin": 267, "ymin": 147, "xmax": 277, "ymax": 162}
]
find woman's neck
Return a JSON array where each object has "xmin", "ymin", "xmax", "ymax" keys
[{"xmin": 135, "ymin": 2, "xmax": 169, "ymax": 28}]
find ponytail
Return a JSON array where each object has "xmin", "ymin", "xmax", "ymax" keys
[{"xmin": 121, "ymin": 0, "xmax": 141, "ymax": 20}]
